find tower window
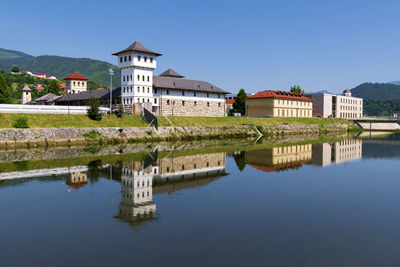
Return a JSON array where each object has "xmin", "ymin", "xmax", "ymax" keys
[
  {"xmin": 167, "ymin": 100, "xmax": 170, "ymax": 105},
  {"xmin": 144, "ymin": 57, "xmax": 147, "ymax": 62},
  {"xmin": 150, "ymin": 57, "xmax": 153, "ymax": 63},
  {"xmin": 207, "ymin": 102, "xmax": 210, "ymax": 107},
  {"xmin": 182, "ymin": 101, "xmax": 185, "ymax": 106},
  {"xmin": 138, "ymin": 56, "xmax": 141, "ymax": 61},
  {"xmin": 194, "ymin": 101, "xmax": 197, "ymax": 106},
  {"xmin": 218, "ymin": 103, "xmax": 221, "ymax": 107}
]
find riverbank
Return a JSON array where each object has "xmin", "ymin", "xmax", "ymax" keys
[{"xmin": 0, "ymin": 123, "xmax": 355, "ymax": 149}]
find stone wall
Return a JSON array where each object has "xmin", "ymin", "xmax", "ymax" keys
[{"xmin": 159, "ymin": 98, "xmax": 225, "ymax": 117}]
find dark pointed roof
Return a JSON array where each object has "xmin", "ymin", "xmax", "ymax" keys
[
  {"xmin": 112, "ymin": 41, "xmax": 162, "ymax": 56},
  {"xmin": 159, "ymin": 68, "xmax": 184, "ymax": 78}
]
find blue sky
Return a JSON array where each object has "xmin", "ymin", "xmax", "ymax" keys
[{"xmin": 1, "ymin": 0, "xmax": 399, "ymax": 94}]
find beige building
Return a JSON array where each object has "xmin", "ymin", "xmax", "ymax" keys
[
  {"xmin": 246, "ymin": 90, "xmax": 313, "ymax": 117},
  {"xmin": 64, "ymin": 72, "xmax": 88, "ymax": 94},
  {"xmin": 310, "ymin": 90, "xmax": 363, "ymax": 118},
  {"xmin": 21, "ymin": 85, "xmax": 31, "ymax": 104}
]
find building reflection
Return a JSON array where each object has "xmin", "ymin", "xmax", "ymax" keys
[
  {"xmin": 66, "ymin": 171, "xmax": 88, "ymax": 190},
  {"xmin": 245, "ymin": 144, "xmax": 313, "ymax": 172},
  {"xmin": 116, "ymin": 152, "xmax": 227, "ymax": 227},
  {"xmin": 311, "ymin": 139, "xmax": 362, "ymax": 166}
]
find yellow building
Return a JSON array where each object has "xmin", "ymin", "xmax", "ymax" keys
[{"xmin": 246, "ymin": 90, "xmax": 313, "ymax": 117}]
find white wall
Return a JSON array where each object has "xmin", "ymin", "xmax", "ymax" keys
[{"xmin": 0, "ymin": 104, "xmax": 109, "ymax": 114}]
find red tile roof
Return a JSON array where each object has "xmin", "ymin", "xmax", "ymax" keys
[
  {"xmin": 226, "ymin": 99, "xmax": 235, "ymax": 104},
  {"xmin": 64, "ymin": 72, "xmax": 88, "ymax": 80},
  {"xmin": 35, "ymin": 86, "xmax": 44, "ymax": 91},
  {"xmin": 247, "ymin": 90, "xmax": 312, "ymax": 101}
]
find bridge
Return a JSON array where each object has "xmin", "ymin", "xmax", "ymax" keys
[{"xmin": 351, "ymin": 118, "xmax": 400, "ymax": 131}]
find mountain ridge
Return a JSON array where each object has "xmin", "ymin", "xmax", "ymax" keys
[{"xmin": 0, "ymin": 48, "xmax": 121, "ymax": 86}]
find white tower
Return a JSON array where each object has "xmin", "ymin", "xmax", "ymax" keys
[
  {"xmin": 21, "ymin": 85, "xmax": 31, "ymax": 104},
  {"xmin": 343, "ymin": 89, "xmax": 352, "ymax": 97},
  {"xmin": 112, "ymin": 41, "xmax": 162, "ymax": 110}
]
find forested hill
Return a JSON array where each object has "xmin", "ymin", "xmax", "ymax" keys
[
  {"xmin": 0, "ymin": 48, "xmax": 121, "ymax": 86},
  {"xmin": 351, "ymin": 82, "xmax": 400, "ymax": 100}
]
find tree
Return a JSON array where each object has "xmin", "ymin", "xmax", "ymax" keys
[
  {"xmin": 87, "ymin": 96, "xmax": 102, "ymax": 121},
  {"xmin": 11, "ymin": 66, "xmax": 20, "ymax": 73},
  {"xmin": 232, "ymin": 88, "xmax": 247, "ymax": 115},
  {"xmin": 0, "ymin": 74, "xmax": 11, "ymax": 104},
  {"xmin": 47, "ymin": 79, "xmax": 60, "ymax": 95},
  {"xmin": 290, "ymin": 85, "xmax": 305, "ymax": 94},
  {"xmin": 233, "ymin": 151, "xmax": 246, "ymax": 171}
]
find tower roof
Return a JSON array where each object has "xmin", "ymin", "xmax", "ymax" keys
[
  {"xmin": 159, "ymin": 68, "xmax": 184, "ymax": 78},
  {"xmin": 22, "ymin": 85, "xmax": 31, "ymax": 92},
  {"xmin": 64, "ymin": 72, "xmax": 89, "ymax": 81},
  {"xmin": 112, "ymin": 41, "xmax": 162, "ymax": 56}
]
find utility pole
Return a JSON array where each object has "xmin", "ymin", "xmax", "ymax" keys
[{"xmin": 109, "ymin": 68, "xmax": 114, "ymax": 113}]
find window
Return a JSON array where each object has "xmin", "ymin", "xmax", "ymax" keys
[
  {"xmin": 154, "ymin": 98, "xmax": 157, "ymax": 104},
  {"xmin": 147, "ymin": 88, "xmax": 149, "ymax": 93},
  {"xmin": 147, "ymin": 76, "xmax": 150, "ymax": 82},
  {"xmin": 218, "ymin": 93, "xmax": 220, "ymax": 98},
  {"xmin": 194, "ymin": 91, "xmax": 196, "ymax": 97},
  {"xmin": 147, "ymin": 99, "xmax": 149, "ymax": 102},
  {"xmin": 182, "ymin": 101, "xmax": 185, "ymax": 106},
  {"xmin": 137, "ymin": 87, "xmax": 140, "ymax": 93},
  {"xmin": 167, "ymin": 89, "xmax": 170, "ymax": 95},
  {"xmin": 182, "ymin": 91, "xmax": 185, "ymax": 96},
  {"xmin": 137, "ymin": 75, "xmax": 140, "ymax": 80},
  {"xmin": 128, "ymin": 55, "xmax": 131, "ymax": 61},
  {"xmin": 120, "ymin": 57, "xmax": 122, "ymax": 63},
  {"xmin": 124, "ymin": 56, "xmax": 127, "ymax": 62},
  {"xmin": 73, "ymin": 82, "xmax": 76, "ymax": 86},
  {"xmin": 123, "ymin": 76, "xmax": 125, "ymax": 82},
  {"xmin": 218, "ymin": 103, "xmax": 221, "ymax": 107},
  {"xmin": 207, "ymin": 102, "xmax": 210, "ymax": 107},
  {"xmin": 143, "ymin": 87, "xmax": 145, "ymax": 93},
  {"xmin": 144, "ymin": 57, "xmax": 147, "ymax": 62},
  {"xmin": 167, "ymin": 100, "xmax": 170, "ymax": 105},
  {"xmin": 138, "ymin": 56, "xmax": 141, "ymax": 61},
  {"xmin": 150, "ymin": 57, "xmax": 153, "ymax": 63},
  {"xmin": 154, "ymin": 88, "xmax": 157, "ymax": 94},
  {"xmin": 142, "ymin": 75, "xmax": 145, "ymax": 81},
  {"xmin": 142, "ymin": 98, "xmax": 145, "ymax": 103},
  {"xmin": 130, "ymin": 75, "xmax": 132, "ymax": 81},
  {"xmin": 207, "ymin": 93, "xmax": 209, "ymax": 97},
  {"xmin": 194, "ymin": 101, "xmax": 197, "ymax": 106}
]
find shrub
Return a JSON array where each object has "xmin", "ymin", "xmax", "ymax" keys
[
  {"xmin": 115, "ymin": 104, "xmax": 123, "ymax": 118},
  {"xmin": 87, "ymin": 96, "xmax": 102, "ymax": 121},
  {"xmin": 12, "ymin": 117, "xmax": 29, "ymax": 128},
  {"xmin": 83, "ymin": 130, "xmax": 103, "ymax": 140}
]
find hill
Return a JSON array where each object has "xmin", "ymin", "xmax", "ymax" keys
[
  {"xmin": 351, "ymin": 82, "xmax": 400, "ymax": 100},
  {"xmin": 0, "ymin": 48, "xmax": 121, "ymax": 87},
  {"xmin": 390, "ymin": 81, "xmax": 400, "ymax": 85}
]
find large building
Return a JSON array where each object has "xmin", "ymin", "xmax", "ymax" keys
[
  {"xmin": 310, "ymin": 90, "xmax": 363, "ymax": 118},
  {"xmin": 112, "ymin": 41, "xmax": 229, "ymax": 116},
  {"xmin": 245, "ymin": 90, "xmax": 313, "ymax": 117}
]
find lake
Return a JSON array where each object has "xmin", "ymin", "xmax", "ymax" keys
[{"xmin": 1, "ymin": 133, "xmax": 400, "ymax": 266}]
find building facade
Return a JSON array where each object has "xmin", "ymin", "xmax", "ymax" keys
[
  {"xmin": 113, "ymin": 41, "xmax": 229, "ymax": 116},
  {"xmin": 246, "ymin": 90, "xmax": 313, "ymax": 117},
  {"xmin": 64, "ymin": 72, "xmax": 88, "ymax": 94},
  {"xmin": 310, "ymin": 90, "xmax": 363, "ymax": 118}
]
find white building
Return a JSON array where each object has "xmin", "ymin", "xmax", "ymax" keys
[
  {"xmin": 64, "ymin": 72, "xmax": 88, "ymax": 94},
  {"xmin": 310, "ymin": 90, "xmax": 363, "ymax": 119},
  {"xmin": 112, "ymin": 41, "xmax": 229, "ymax": 116}
]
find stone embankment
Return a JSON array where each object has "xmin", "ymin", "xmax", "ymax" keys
[{"xmin": 0, "ymin": 123, "xmax": 350, "ymax": 149}]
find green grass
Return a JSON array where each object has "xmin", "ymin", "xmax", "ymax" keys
[
  {"xmin": 157, "ymin": 116, "xmax": 350, "ymax": 127},
  {"xmin": 0, "ymin": 114, "xmax": 148, "ymax": 128},
  {"xmin": 0, "ymin": 113, "xmax": 351, "ymax": 129}
]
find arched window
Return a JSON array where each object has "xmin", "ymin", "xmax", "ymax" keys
[
  {"xmin": 137, "ymin": 87, "xmax": 140, "ymax": 93},
  {"xmin": 167, "ymin": 100, "xmax": 170, "ymax": 105},
  {"xmin": 142, "ymin": 75, "xmax": 145, "ymax": 81},
  {"xmin": 137, "ymin": 75, "xmax": 140, "ymax": 80},
  {"xmin": 147, "ymin": 76, "xmax": 150, "ymax": 82}
]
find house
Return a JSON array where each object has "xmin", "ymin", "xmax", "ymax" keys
[
  {"xmin": 64, "ymin": 72, "xmax": 88, "ymax": 94},
  {"xmin": 309, "ymin": 90, "xmax": 363, "ymax": 118},
  {"xmin": 29, "ymin": 93, "xmax": 61, "ymax": 105},
  {"xmin": 34, "ymin": 73, "xmax": 46, "ymax": 78},
  {"xmin": 113, "ymin": 41, "xmax": 229, "ymax": 116},
  {"xmin": 393, "ymin": 113, "xmax": 398, "ymax": 118},
  {"xmin": 245, "ymin": 90, "xmax": 313, "ymax": 117},
  {"xmin": 55, "ymin": 88, "xmax": 120, "ymax": 107}
]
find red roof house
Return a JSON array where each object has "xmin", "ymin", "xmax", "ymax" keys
[{"xmin": 64, "ymin": 72, "xmax": 89, "ymax": 81}]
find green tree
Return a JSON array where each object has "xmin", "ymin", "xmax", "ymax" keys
[
  {"xmin": 233, "ymin": 151, "xmax": 246, "ymax": 171},
  {"xmin": 47, "ymin": 79, "xmax": 60, "ymax": 95},
  {"xmin": 290, "ymin": 85, "xmax": 305, "ymax": 94},
  {"xmin": 232, "ymin": 88, "xmax": 247, "ymax": 115},
  {"xmin": 11, "ymin": 66, "xmax": 20, "ymax": 73},
  {"xmin": 87, "ymin": 96, "xmax": 102, "ymax": 121},
  {"xmin": 0, "ymin": 74, "xmax": 12, "ymax": 104}
]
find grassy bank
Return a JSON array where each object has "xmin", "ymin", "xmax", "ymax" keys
[{"xmin": 0, "ymin": 113, "xmax": 350, "ymax": 129}]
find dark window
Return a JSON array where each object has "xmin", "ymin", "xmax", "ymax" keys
[
  {"xmin": 194, "ymin": 101, "xmax": 197, "ymax": 106},
  {"xmin": 182, "ymin": 101, "xmax": 185, "ymax": 106},
  {"xmin": 167, "ymin": 100, "xmax": 170, "ymax": 105},
  {"xmin": 137, "ymin": 87, "xmax": 140, "ymax": 92},
  {"xmin": 137, "ymin": 75, "xmax": 140, "ymax": 80},
  {"xmin": 144, "ymin": 57, "xmax": 147, "ymax": 62},
  {"xmin": 128, "ymin": 55, "xmax": 131, "ymax": 61},
  {"xmin": 207, "ymin": 93, "xmax": 209, "ymax": 97},
  {"xmin": 147, "ymin": 88, "xmax": 149, "ymax": 93},
  {"xmin": 207, "ymin": 102, "xmax": 210, "ymax": 107},
  {"xmin": 124, "ymin": 56, "xmax": 127, "ymax": 62},
  {"xmin": 182, "ymin": 91, "xmax": 185, "ymax": 96},
  {"xmin": 167, "ymin": 89, "xmax": 170, "ymax": 95},
  {"xmin": 147, "ymin": 76, "xmax": 150, "ymax": 82},
  {"xmin": 218, "ymin": 103, "xmax": 221, "ymax": 107},
  {"xmin": 194, "ymin": 91, "xmax": 196, "ymax": 97},
  {"xmin": 142, "ymin": 75, "xmax": 145, "ymax": 81},
  {"xmin": 150, "ymin": 57, "xmax": 153, "ymax": 63},
  {"xmin": 138, "ymin": 56, "xmax": 141, "ymax": 61},
  {"xmin": 154, "ymin": 98, "xmax": 157, "ymax": 104},
  {"xmin": 120, "ymin": 57, "xmax": 122, "ymax": 63},
  {"xmin": 154, "ymin": 88, "xmax": 157, "ymax": 94}
]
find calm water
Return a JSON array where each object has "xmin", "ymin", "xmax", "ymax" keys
[{"xmin": 1, "ymin": 134, "xmax": 400, "ymax": 266}]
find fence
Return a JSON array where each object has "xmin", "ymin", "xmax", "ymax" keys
[{"xmin": 0, "ymin": 104, "xmax": 110, "ymax": 114}]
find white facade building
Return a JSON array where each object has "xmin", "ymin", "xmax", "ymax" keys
[
  {"xmin": 310, "ymin": 90, "xmax": 363, "ymax": 119},
  {"xmin": 113, "ymin": 41, "xmax": 229, "ymax": 116}
]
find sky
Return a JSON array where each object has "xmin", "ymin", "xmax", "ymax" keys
[{"xmin": 1, "ymin": 0, "xmax": 400, "ymax": 94}]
